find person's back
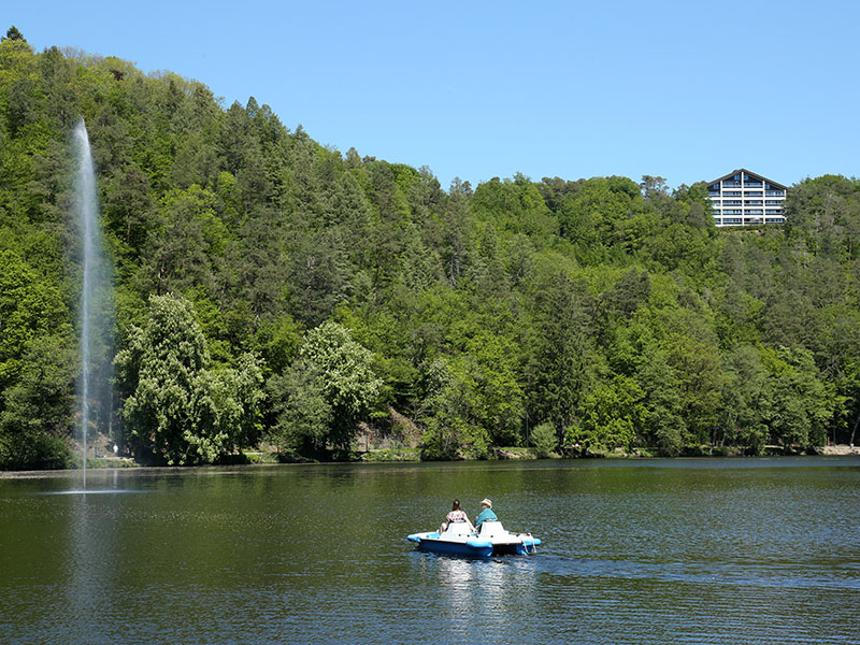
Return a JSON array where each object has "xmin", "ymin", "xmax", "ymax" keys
[
  {"xmin": 441, "ymin": 499, "xmax": 474, "ymax": 533},
  {"xmin": 446, "ymin": 509, "xmax": 468, "ymax": 523},
  {"xmin": 474, "ymin": 498, "xmax": 497, "ymax": 530}
]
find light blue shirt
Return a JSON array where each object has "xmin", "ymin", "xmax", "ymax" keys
[{"xmin": 475, "ymin": 507, "xmax": 497, "ymax": 529}]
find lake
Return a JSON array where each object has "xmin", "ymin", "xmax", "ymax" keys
[{"xmin": 1, "ymin": 457, "xmax": 858, "ymax": 643}]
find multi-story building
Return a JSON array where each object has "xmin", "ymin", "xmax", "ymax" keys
[{"xmin": 707, "ymin": 169, "xmax": 787, "ymax": 227}]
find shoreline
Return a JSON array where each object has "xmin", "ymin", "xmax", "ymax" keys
[{"xmin": 1, "ymin": 446, "xmax": 858, "ymax": 478}]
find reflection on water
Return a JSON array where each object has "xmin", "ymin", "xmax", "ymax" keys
[
  {"xmin": 410, "ymin": 552, "xmax": 539, "ymax": 631},
  {"xmin": 68, "ymin": 495, "xmax": 94, "ymax": 642},
  {"xmin": 0, "ymin": 458, "xmax": 858, "ymax": 643},
  {"xmin": 37, "ymin": 489, "xmax": 146, "ymax": 495}
]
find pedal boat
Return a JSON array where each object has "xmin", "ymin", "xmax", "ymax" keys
[{"xmin": 406, "ymin": 520, "xmax": 541, "ymax": 558}]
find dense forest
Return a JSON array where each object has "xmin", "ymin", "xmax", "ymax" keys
[{"xmin": 2, "ymin": 27, "xmax": 860, "ymax": 469}]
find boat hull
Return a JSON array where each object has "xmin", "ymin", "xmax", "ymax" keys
[
  {"xmin": 406, "ymin": 529, "xmax": 541, "ymax": 558},
  {"xmin": 493, "ymin": 536, "xmax": 541, "ymax": 556},
  {"xmin": 407, "ymin": 532, "xmax": 494, "ymax": 558}
]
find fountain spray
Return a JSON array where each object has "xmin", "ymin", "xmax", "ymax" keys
[{"xmin": 72, "ymin": 120, "xmax": 115, "ymax": 486}]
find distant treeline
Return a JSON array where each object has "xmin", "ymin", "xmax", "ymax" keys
[{"xmin": 2, "ymin": 27, "xmax": 859, "ymax": 468}]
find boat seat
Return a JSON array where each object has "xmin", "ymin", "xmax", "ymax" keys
[
  {"xmin": 444, "ymin": 521, "xmax": 474, "ymax": 537},
  {"xmin": 478, "ymin": 520, "xmax": 506, "ymax": 538}
]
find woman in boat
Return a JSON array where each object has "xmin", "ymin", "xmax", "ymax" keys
[{"xmin": 440, "ymin": 498, "xmax": 474, "ymax": 533}]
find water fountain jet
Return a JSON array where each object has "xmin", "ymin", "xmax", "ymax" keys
[{"xmin": 72, "ymin": 120, "xmax": 115, "ymax": 487}]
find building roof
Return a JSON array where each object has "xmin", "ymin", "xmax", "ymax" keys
[{"xmin": 708, "ymin": 168, "xmax": 788, "ymax": 190}]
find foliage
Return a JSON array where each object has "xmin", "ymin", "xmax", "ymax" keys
[
  {"xmin": 2, "ymin": 35, "xmax": 860, "ymax": 468},
  {"xmin": 0, "ymin": 334, "xmax": 76, "ymax": 469},
  {"xmin": 529, "ymin": 422, "xmax": 557, "ymax": 458},
  {"xmin": 114, "ymin": 294, "xmax": 264, "ymax": 465},
  {"xmin": 268, "ymin": 322, "xmax": 380, "ymax": 456},
  {"xmin": 419, "ymin": 359, "xmax": 491, "ymax": 460}
]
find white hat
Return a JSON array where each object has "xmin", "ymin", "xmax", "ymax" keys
[{"xmin": 480, "ymin": 498, "xmax": 492, "ymax": 508}]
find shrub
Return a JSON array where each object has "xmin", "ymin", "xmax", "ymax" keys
[{"xmin": 530, "ymin": 422, "xmax": 558, "ymax": 458}]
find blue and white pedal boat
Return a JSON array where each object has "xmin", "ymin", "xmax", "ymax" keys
[{"xmin": 406, "ymin": 520, "xmax": 541, "ymax": 558}]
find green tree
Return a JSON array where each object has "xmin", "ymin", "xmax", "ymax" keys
[
  {"xmin": 762, "ymin": 346, "xmax": 833, "ymax": 448},
  {"xmin": 572, "ymin": 375, "xmax": 645, "ymax": 452},
  {"xmin": 452, "ymin": 331, "xmax": 524, "ymax": 446},
  {"xmin": 419, "ymin": 359, "xmax": 490, "ymax": 460},
  {"xmin": 3, "ymin": 26, "xmax": 25, "ymax": 42},
  {"xmin": 145, "ymin": 185, "xmax": 226, "ymax": 294},
  {"xmin": 268, "ymin": 363, "xmax": 331, "ymax": 456},
  {"xmin": 529, "ymin": 422, "xmax": 557, "ymax": 458},
  {"xmin": 472, "ymin": 174, "xmax": 558, "ymax": 242},
  {"xmin": 115, "ymin": 294, "xmax": 264, "ymax": 465},
  {"xmin": 0, "ymin": 334, "xmax": 75, "ymax": 469},
  {"xmin": 718, "ymin": 345, "xmax": 772, "ymax": 454},
  {"xmin": 0, "ymin": 249, "xmax": 69, "ymax": 392},
  {"xmin": 526, "ymin": 270, "xmax": 595, "ymax": 442},
  {"xmin": 269, "ymin": 322, "xmax": 380, "ymax": 456}
]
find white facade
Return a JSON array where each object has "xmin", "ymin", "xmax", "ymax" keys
[{"xmin": 707, "ymin": 169, "xmax": 787, "ymax": 227}]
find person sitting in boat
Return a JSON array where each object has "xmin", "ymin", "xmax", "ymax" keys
[
  {"xmin": 440, "ymin": 498, "xmax": 473, "ymax": 533},
  {"xmin": 474, "ymin": 498, "xmax": 497, "ymax": 530}
]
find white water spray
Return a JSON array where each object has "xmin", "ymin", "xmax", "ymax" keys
[{"xmin": 72, "ymin": 120, "xmax": 115, "ymax": 486}]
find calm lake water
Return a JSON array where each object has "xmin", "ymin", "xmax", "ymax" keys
[{"xmin": 1, "ymin": 457, "xmax": 858, "ymax": 644}]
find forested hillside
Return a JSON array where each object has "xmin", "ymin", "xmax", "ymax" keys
[{"xmin": 2, "ymin": 28, "xmax": 860, "ymax": 468}]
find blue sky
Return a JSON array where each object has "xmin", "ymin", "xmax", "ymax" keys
[{"xmin": 7, "ymin": 1, "xmax": 860, "ymax": 189}]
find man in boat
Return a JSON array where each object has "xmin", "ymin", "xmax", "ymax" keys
[
  {"xmin": 440, "ymin": 498, "xmax": 474, "ymax": 533},
  {"xmin": 474, "ymin": 498, "xmax": 497, "ymax": 530}
]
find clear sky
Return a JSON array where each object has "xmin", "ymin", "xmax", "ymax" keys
[{"xmin": 6, "ymin": 0, "xmax": 860, "ymax": 189}]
